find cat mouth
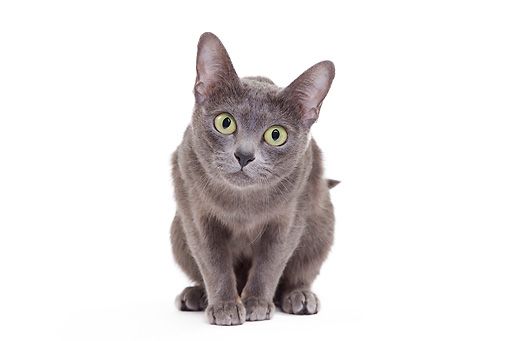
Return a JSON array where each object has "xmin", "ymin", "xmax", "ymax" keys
[
  {"xmin": 232, "ymin": 169, "xmax": 250, "ymax": 177},
  {"xmin": 224, "ymin": 169, "xmax": 254, "ymax": 186}
]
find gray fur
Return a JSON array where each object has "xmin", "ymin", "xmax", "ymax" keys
[{"xmin": 171, "ymin": 32, "xmax": 336, "ymax": 325}]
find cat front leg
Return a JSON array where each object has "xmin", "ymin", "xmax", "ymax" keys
[
  {"xmin": 190, "ymin": 215, "xmax": 246, "ymax": 326},
  {"xmin": 240, "ymin": 221, "xmax": 302, "ymax": 322},
  {"xmin": 276, "ymin": 200, "xmax": 335, "ymax": 315}
]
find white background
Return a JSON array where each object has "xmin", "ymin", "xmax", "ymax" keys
[{"xmin": 1, "ymin": 0, "xmax": 509, "ymax": 340}]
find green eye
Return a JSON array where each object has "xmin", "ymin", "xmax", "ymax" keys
[
  {"xmin": 264, "ymin": 125, "xmax": 287, "ymax": 146},
  {"xmin": 214, "ymin": 113, "xmax": 236, "ymax": 135}
]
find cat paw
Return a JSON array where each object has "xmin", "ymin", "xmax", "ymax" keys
[
  {"xmin": 206, "ymin": 301, "xmax": 246, "ymax": 326},
  {"xmin": 175, "ymin": 286, "xmax": 207, "ymax": 311},
  {"xmin": 281, "ymin": 290, "xmax": 320, "ymax": 315},
  {"xmin": 243, "ymin": 297, "xmax": 275, "ymax": 321}
]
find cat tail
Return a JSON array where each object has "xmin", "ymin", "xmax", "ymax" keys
[{"xmin": 327, "ymin": 179, "xmax": 341, "ymax": 189}]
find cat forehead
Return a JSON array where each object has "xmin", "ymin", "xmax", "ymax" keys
[
  {"xmin": 235, "ymin": 78, "xmax": 283, "ymax": 114},
  {"xmin": 202, "ymin": 77, "xmax": 294, "ymax": 126},
  {"xmin": 240, "ymin": 77, "xmax": 281, "ymax": 95}
]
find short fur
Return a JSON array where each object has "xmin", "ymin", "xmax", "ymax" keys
[{"xmin": 171, "ymin": 32, "xmax": 336, "ymax": 325}]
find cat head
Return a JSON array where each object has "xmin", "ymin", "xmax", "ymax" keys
[{"xmin": 190, "ymin": 32, "xmax": 334, "ymax": 188}]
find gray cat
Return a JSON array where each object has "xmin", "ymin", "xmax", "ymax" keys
[{"xmin": 171, "ymin": 32, "xmax": 338, "ymax": 326}]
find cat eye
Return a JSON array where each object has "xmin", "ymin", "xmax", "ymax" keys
[
  {"xmin": 214, "ymin": 113, "xmax": 237, "ymax": 135},
  {"xmin": 264, "ymin": 125, "xmax": 287, "ymax": 146}
]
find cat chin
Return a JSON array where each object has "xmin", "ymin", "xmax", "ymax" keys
[{"xmin": 221, "ymin": 170, "xmax": 262, "ymax": 188}]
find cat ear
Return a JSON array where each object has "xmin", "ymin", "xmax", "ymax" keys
[
  {"xmin": 281, "ymin": 61, "xmax": 335, "ymax": 128},
  {"xmin": 194, "ymin": 32, "xmax": 239, "ymax": 104}
]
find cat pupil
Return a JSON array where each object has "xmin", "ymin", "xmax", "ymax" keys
[
  {"xmin": 222, "ymin": 117, "xmax": 231, "ymax": 129},
  {"xmin": 272, "ymin": 129, "xmax": 280, "ymax": 140}
]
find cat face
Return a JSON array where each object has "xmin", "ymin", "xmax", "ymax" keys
[
  {"xmin": 190, "ymin": 33, "xmax": 334, "ymax": 188},
  {"xmin": 192, "ymin": 78, "xmax": 309, "ymax": 187}
]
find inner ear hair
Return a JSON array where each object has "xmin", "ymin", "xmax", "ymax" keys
[
  {"xmin": 282, "ymin": 60, "xmax": 335, "ymax": 127},
  {"xmin": 194, "ymin": 32, "xmax": 239, "ymax": 104}
]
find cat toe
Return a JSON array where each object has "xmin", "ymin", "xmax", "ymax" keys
[
  {"xmin": 175, "ymin": 286, "xmax": 207, "ymax": 311},
  {"xmin": 281, "ymin": 290, "xmax": 320, "ymax": 315},
  {"xmin": 243, "ymin": 297, "xmax": 275, "ymax": 321},
  {"xmin": 206, "ymin": 301, "xmax": 246, "ymax": 326}
]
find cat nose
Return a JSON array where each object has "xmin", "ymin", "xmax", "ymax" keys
[{"xmin": 234, "ymin": 151, "xmax": 255, "ymax": 168}]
